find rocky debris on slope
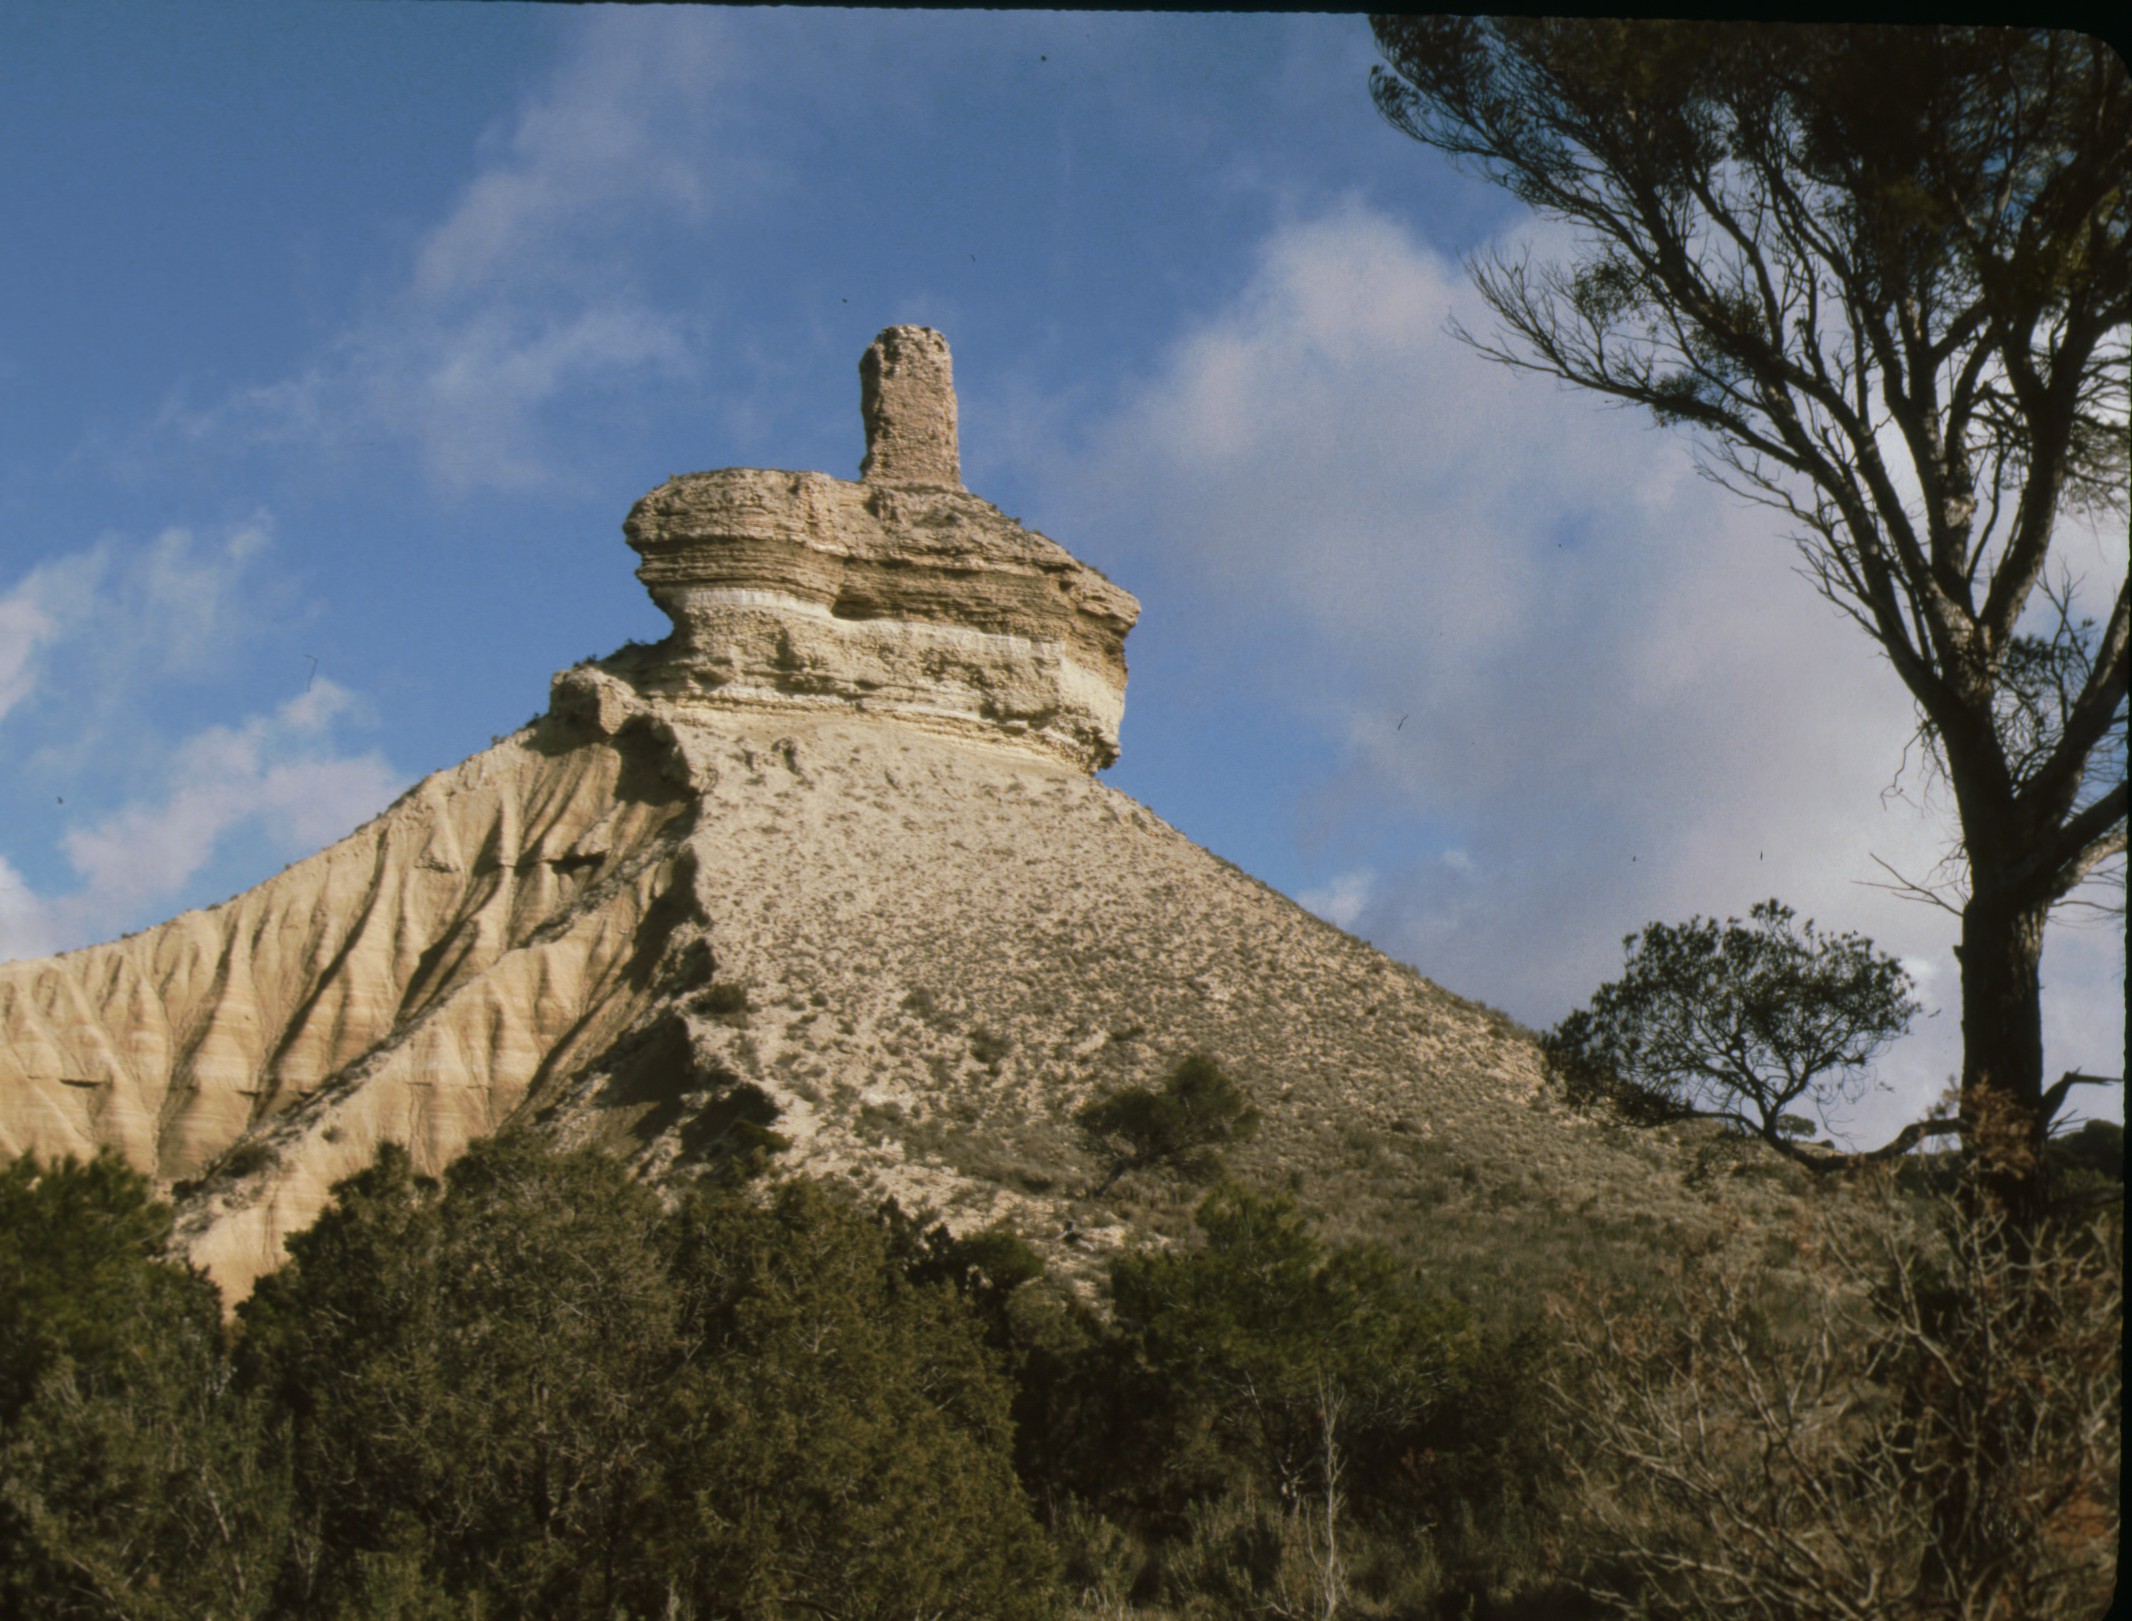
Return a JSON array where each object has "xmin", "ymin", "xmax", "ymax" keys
[
  {"xmin": 0, "ymin": 328, "xmax": 1764, "ymax": 1306},
  {"xmin": 168, "ymin": 676, "xmax": 1589, "ymax": 1303}
]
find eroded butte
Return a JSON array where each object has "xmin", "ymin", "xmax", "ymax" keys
[{"xmin": 2, "ymin": 327, "xmax": 1684, "ymax": 1305}]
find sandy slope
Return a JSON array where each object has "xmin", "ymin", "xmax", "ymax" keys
[{"xmin": 3, "ymin": 657, "xmax": 1754, "ymax": 1303}]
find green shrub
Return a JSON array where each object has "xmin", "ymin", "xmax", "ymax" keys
[
  {"xmin": 693, "ymin": 980, "xmax": 751, "ymax": 1021},
  {"xmin": 652, "ymin": 1178, "xmax": 1056, "ymax": 1619},
  {"xmin": 0, "ymin": 1153, "xmax": 285, "ymax": 1619},
  {"xmin": 233, "ymin": 1135, "xmax": 1055, "ymax": 1620},
  {"xmin": 1077, "ymin": 1054, "xmax": 1261, "ymax": 1194}
]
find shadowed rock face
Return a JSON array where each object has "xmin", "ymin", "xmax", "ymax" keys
[{"xmin": 624, "ymin": 326, "xmax": 1138, "ymax": 772}]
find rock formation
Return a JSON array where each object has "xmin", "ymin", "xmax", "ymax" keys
[
  {"xmin": 858, "ymin": 324, "xmax": 961, "ymax": 487},
  {"xmin": 623, "ymin": 324, "xmax": 1136, "ymax": 772},
  {"xmin": 0, "ymin": 328, "xmax": 1748, "ymax": 1304}
]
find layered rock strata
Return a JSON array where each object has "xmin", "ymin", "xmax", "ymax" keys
[
  {"xmin": 0, "ymin": 718, "xmax": 694, "ymax": 1192},
  {"xmin": 624, "ymin": 326, "xmax": 1138, "ymax": 772}
]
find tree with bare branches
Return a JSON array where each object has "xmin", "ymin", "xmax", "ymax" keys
[
  {"xmin": 1370, "ymin": 21, "xmax": 2128, "ymax": 1224},
  {"xmin": 1547, "ymin": 1164, "xmax": 2121, "ymax": 1618}
]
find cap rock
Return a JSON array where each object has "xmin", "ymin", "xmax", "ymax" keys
[{"xmin": 614, "ymin": 326, "xmax": 1139, "ymax": 771}]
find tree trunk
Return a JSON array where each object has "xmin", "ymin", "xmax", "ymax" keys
[
  {"xmin": 1928, "ymin": 893, "xmax": 2071, "ymax": 1615},
  {"xmin": 1956, "ymin": 890, "xmax": 2050, "ymax": 1229}
]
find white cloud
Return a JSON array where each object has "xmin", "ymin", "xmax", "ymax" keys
[
  {"xmin": 0, "ymin": 520, "xmax": 276, "ymax": 743},
  {"xmin": 412, "ymin": 17, "xmax": 731, "ymax": 302},
  {"xmin": 4, "ymin": 682, "xmax": 402, "ymax": 962},
  {"xmin": 159, "ymin": 14, "xmax": 744, "ymax": 495},
  {"xmin": 1053, "ymin": 199, "xmax": 2123, "ymax": 1139},
  {"xmin": 1899, "ymin": 956, "xmax": 1941, "ymax": 993},
  {"xmin": 0, "ymin": 855, "xmax": 53, "ymax": 964},
  {"xmin": 1297, "ymin": 868, "xmax": 1376, "ymax": 930},
  {"xmin": 0, "ymin": 560, "xmax": 80, "ymax": 728},
  {"xmin": 0, "ymin": 520, "xmax": 409, "ymax": 964}
]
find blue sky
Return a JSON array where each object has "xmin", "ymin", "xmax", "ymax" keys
[{"xmin": 2, "ymin": 8, "xmax": 2121, "ymax": 1141}]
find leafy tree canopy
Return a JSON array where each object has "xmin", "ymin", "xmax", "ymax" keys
[
  {"xmin": 1546, "ymin": 899, "xmax": 1923, "ymax": 1167},
  {"xmin": 1077, "ymin": 1053, "xmax": 1262, "ymax": 1194},
  {"xmin": 235, "ymin": 1134, "xmax": 1054, "ymax": 1620},
  {"xmin": 0, "ymin": 1153, "xmax": 212, "ymax": 1425},
  {"xmin": 1, "ymin": 1154, "xmax": 283, "ymax": 1620},
  {"xmin": 654, "ymin": 1176, "xmax": 1055, "ymax": 1620},
  {"xmin": 1110, "ymin": 1184, "xmax": 1480, "ymax": 1516}
]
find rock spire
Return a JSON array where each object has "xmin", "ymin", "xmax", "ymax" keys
[
  {"xmin": 859, "ymin": 325, "xmax": 960, "ymax": 488},
  {"xmin": 0, "ymin": 325, "xmax": 1753, "ymax": 1319},
  {"xmin": 618, "ymin": 328, "xmax": 1139, "ymax": 771}
]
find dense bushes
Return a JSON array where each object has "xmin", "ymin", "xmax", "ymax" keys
[
  {"xmin": 12, "ymin": 1131, "xmax": 2105, "ymax": 1619},
  {"xmin": 1010, "ymin": 1185, "xmax": 1559, "ymax": 1617},
  {"xmin": 3, "ymin": 1142, "xmax": 1051, "ymax": 1620},
  {"xmin": 0, "ymin": 1139, "xmax": 1553, "ymax": 1619},
  {"xmin": 237, "ymin": 1138, "xmax": 687, "ymax": 1615},
  {"xmin": 650, "ymin": 1177, "xmax": 1053, "ymax": 1619},
  {"xmin": 0, "ymin": 1153, "xmax": 286, "ymax": 1619}
]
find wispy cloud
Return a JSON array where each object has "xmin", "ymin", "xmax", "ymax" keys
[
  {"xmin": 2, "ymin": 682, "xmax": 401, "ymax": 963},
  {"xmin": 159, "ymin": 14, "xmax": 747, "ymax": 495},
  {"xmin": 0, "ymin": 556, "xmax": 89, "ymax": 728},
  {"xmin": 1297, "ymin": 867, "xmax": 1375, "ymax": 931},
  {"xmin": 0, "ymin": 856, "xmax": 46, "ymax": 964},
  {"xmin": 0, "ymin": 523, "xmax": 407, "ymax": 963},
  {"xmin": 0, "ymin": 519, "xmax": 275, "ymax": 748},
  {"xmin": 60, "ymin": 682, "xmax": 397, "ymax": 915},
  {"xmin": 411, "ymin": 18, "xmax": 731, "ymax": 303}
]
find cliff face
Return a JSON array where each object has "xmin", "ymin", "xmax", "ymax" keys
[
  {"xmin": 0, "ymin": 713, "xmax": 692, "ymax": 1214},
  {"xmin": 0, "ymin": 328, "xmax": 1737, "ymax": 1303},
  {"xmin": 624, "ymin": 468, "xmax": 1136, "ymax": 771}
]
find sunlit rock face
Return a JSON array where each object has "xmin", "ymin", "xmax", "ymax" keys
[
  {"xmin": 3, "ymin": 327, "xmax": 1757, "ymax": 1316},
  {"xmin": 0, "ymin": 722, "xmax": 697, "ymax": 1294},
  {"xmin": 858, "ymin": 323, "xmax": 962, "ymax": 488},
  {"xmin": 0, "ymin": 328, "xmax": 1142, "ymax": 1296},
  {"xmin": 622, "ymin": 326, "xmax": 1139, "ymax": 772}
]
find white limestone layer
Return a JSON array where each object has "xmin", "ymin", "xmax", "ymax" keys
[{"xmin": 623, "ymin": 460, "xmax": 1138, "ymax": 771}]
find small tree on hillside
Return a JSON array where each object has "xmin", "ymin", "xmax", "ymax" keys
[
  {"xmin": 1077, "ymin": 1054, "xmax": 1261, "ymax": 1195},
  {"xmin": 1545, "ymin": 900, "xmax": 1926, "ymax": 1168}
]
